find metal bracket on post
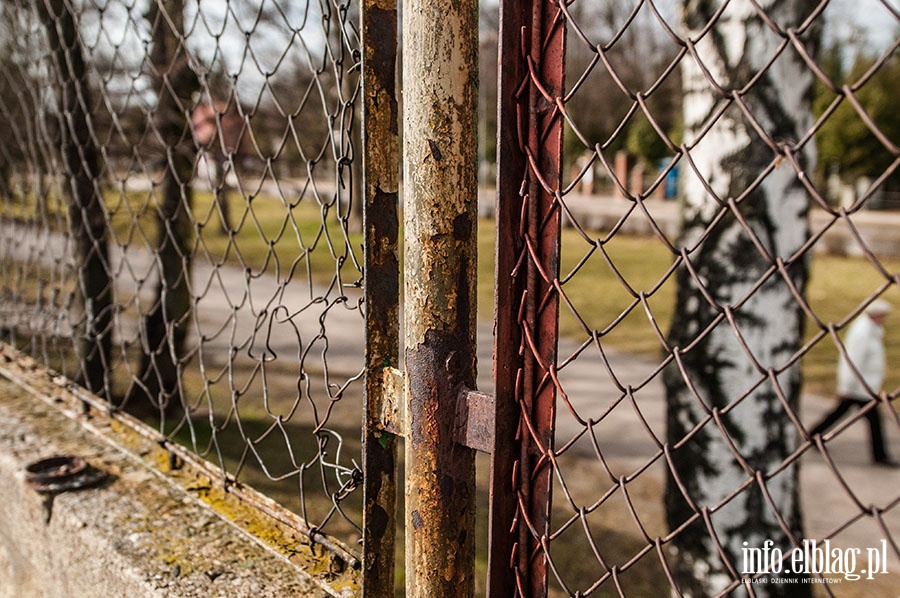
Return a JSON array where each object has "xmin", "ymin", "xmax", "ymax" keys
[
  {"xmin": 376, "ymin": 367, "xmax": 495, "ymax": 454},
  {"xmin": 455, "ymin": 389, "xmax": 495, "ymax": 454}
]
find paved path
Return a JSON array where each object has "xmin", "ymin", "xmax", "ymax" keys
[
  {"xmin": 480, "ymin": 187, "xmax": 900, "ymax": 258},
  {"xmin": 0, "ymin": 218, "xmax": 366, "ymax": 402}
]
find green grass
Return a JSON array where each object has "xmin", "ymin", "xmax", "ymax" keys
[
  {"xmin": 104, "ymin": 186, "xmax": 364, "ymax": 285},
  {"xmin": 101, "ymin": 186, "xmax": 900, "ymax": 399},
  {"xmin": 0, "ymin": 185, "xmax": 69, "ymax": 227}
]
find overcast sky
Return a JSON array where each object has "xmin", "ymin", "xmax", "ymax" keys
[{"xmin": 18, "ymin": 0, "xmax": 896, "ymax": 108}]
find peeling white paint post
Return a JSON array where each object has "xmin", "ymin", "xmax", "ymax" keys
[
  {"xmin": 402, "ymin": 0, "xmax": 479, "ymax": 596},
  {"xmin": 665, "ymin": 0, "xmax": 819, "ymax": 596}
]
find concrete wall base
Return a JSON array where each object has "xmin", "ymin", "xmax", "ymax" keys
[{"xmin": 0, "ymin": 346, "xmax": 358, "ymax": 597}]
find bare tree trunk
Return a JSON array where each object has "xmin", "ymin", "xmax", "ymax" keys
[
  {"xmin": 664, "ymin": 1, "xmax": 819, "ymax": 595},
  {"xmin": 128, "ymin": 0, "xmax": 197, "ymax": 421},
  {"xmin": 213, "ymin": 156, "xmax": 233, "ymax": 234},
  {"xmin": 347, "ymin": 100, "xmax": 363, "ymax": 234},
  {"xmin": 36, "ymin": 0, "xmax": 112, "ymax": 397}
]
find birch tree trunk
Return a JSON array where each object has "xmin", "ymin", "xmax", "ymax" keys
[
  {"xmin": 128, "ymin": 0, "xmax": 197, "ymax": 420},
  {"xmin": 37, "ymin": 0, "xmax": 112, "ymax": 397},
  {"xmin": 664, "ymin": 1, "xmax": 819, "ymax": 595}
]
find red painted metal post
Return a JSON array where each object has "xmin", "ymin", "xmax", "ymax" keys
[
  {"xmin": 525, "ymin": 4, "xmax": 565, "ymax": 595},
  {"xmin": 489, "ymin": 0, "xmax": 529, "ymax": 594},
  {"xmin": 490, "ymin": 1, "xmax": 565, "ymax": 596}
]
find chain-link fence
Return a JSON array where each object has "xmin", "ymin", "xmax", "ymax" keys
[
  {"xmin": 2, "ymin": 0, "xmax": 900, "ymax": 596},
  {"xmin": 500, "ymin": 0, "xmax": 900, "ymax": 595},
  {"xmin": 0, "ymin": 0, "xmax": 365, "ymax": 570}
]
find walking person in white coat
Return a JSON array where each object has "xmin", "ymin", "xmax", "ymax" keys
[{"xmin": 810, "ymin": 299, "xmax": 897, "ymax": 467}]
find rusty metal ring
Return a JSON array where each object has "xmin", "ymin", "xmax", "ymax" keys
[
  {"xmin": 25, "ymin": 455, "xmax": 88, "ymax": 483},
  {"xmin": 25, "ymin": 455, "xmax": 107, "ymax": 494}
]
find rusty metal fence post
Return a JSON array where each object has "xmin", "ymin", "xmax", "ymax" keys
[
  {"xmin": 490, "ymin": 1, "xmax": 565, "ymax": 596},
  {"xmin": 402, "ymin": 0, "xmax": 479, "ymax": 595},
  {"xmin": 362, "ymin": 1, "xmax": 401, "ymax": 596}
]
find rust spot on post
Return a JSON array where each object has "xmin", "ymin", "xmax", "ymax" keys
[{"xmin": 427, "ymin": 139, "xmax": 443, "ymax": 161}]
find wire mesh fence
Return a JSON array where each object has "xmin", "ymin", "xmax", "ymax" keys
[
  {"xmin": 0, "ymin": 0, "xmax": 366, "ymax": 561},
  {"xmin": 2, "ymin": 0, "xmax": 900, "ymax": 595},
  {"xmin": 502, "ymin": 0, "xmax": 900, "ymax": 595}
]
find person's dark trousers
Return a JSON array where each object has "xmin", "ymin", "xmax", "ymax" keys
[{"xmin": 810, "ymin": 396, "xmax": 888, "ymax": 463}]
